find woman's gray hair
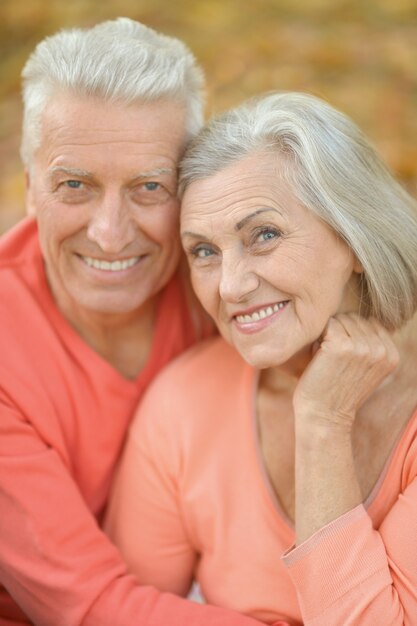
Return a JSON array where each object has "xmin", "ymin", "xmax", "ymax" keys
[
  {"xmin": 21, "ymin": 17, "xmax": 205, "ymax": 166},
  {"xmin": 180, "ymin": 91, "xmax": 417, "ymax": 329}
]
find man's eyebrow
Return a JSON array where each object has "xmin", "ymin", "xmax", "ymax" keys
[
  {"xmin": 48, "ymin": 166, "xmax": 176, "ymax": 181},
  {"xmin": 235, "ymin": 207, "xmax": 283, "ymax": 231},
  {"xmin": 48, "ymin": 167, "xmax": 94, "ymax": 179},
  {"xmin": 130, "ymin": 167, "xmax": 176, "ymax": 181}
]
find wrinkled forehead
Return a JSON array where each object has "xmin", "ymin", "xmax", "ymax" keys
[
  {"xmin": 181, "ymin": 150, "xmax": 299, "ymax": 221},
  {"xmin": 30, "ymin": 93, "xmax": 188, "ymax": 174},
  {"xmin": 41, "ymin": 92, "xmax": 186, "ymax": 133}
]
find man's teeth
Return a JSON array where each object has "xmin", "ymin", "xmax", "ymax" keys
[
  {"xmin": 83, "ymin": 256, "xmax": 140, "ymax": 271},
  {"xmin": 235, "ymin": 302, "xmax": 287, "ymax": 324}
]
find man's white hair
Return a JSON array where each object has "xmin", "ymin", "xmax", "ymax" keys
[{"xmin": 21, "ymin": 17, "xmax": 205, "ymax": 165}]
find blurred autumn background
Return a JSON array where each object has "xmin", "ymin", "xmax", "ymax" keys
[{"xmin": 1, "ymin": 0, "xmax": 416, "ymax": 233}]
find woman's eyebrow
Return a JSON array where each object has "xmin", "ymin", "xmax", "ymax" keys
[
  {"xmin": 235, "ymin": 207, "xmax": 282, "ymax": 231},
  {"xmin": 181, "ymin": 230, "xmax": 208, "ymax": 241},
  {"xmin": 181, "ymin": 207, "xmax": 283, "ymax": 241}
]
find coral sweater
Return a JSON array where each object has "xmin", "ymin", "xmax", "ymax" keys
[
  {"xmin": 0, "ymin": 219, "xmax": 267, "ymax": 626},
  {"xmin": 106, "ymin": 337, "xmax": 417, "ymax": 626}
]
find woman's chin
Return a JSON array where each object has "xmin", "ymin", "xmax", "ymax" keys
[
  {"xmin": 226, "ymin": 335, "xmax": 315, "ymax": 374},
  {"xmin": 231, "ymin": 343, "xmax": 289, "ymax": 370}
]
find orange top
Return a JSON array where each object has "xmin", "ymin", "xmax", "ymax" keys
[
  {"xmin": 106, "ymin": 336, "xmax": 417, "ymax": 626},
  {"xmin": 0, "ymin": 220, "xmax": 265, "ymax": 626}
]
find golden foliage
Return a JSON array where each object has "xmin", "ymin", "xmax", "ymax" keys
[{"xmin": 1, "ymin": 0, "xmax": 416, "ymax": 231}]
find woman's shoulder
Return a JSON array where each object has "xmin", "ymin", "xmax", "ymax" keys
[
  {"xmin": 130, "ymin": 337, "xmax": 251, "ymax": 451},
  {"xmin": 135, "ymin": 336, "xmax": 250, "ymax": 428},
  {"xmin": 151, "ymin": 336, "xmax": 246, "ymax": 390},
  {"xmin": 391, "ymin": 318, "xmax": 417, "ymax": 416},
  {"xmin": 382, "ymin": 317, "xmax": 417, "ymax": 486}
]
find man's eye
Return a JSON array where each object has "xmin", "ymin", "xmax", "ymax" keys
[
  {"xmin": 65, "ymin": 180, "xmax": 82, "ymax": 189},
  {"xmin": 132, "ymin": 181, "xmax": 171, "ymax": 205},
  {"xmin": 143, "ymin": 182, "xmax": 160, "ymax": 191}
]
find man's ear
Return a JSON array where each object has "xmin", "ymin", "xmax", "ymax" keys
[{"xmin": 25, "ymin": 169, "xmax": 37, "ymax": 217}]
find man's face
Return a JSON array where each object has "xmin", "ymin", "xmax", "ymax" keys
[{"xmin": 26, "ymin": 94, "xmax": 186, "ymax": 321}]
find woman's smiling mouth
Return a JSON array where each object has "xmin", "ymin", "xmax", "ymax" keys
[{"xmin": 234, "ymin": 301, "xmax": 289, "ymax": 325}]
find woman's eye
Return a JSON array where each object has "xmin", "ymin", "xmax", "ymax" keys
[
  {"xmin": 255, "ymin": 227, "xmax": 281, "ymax": 243},
  {"xmin": 191, "ymin": 246, "xmax": 215, "ymax": 259}
]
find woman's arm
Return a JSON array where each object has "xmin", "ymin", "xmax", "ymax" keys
[
  {"xmin": 283, "ymin": 478, "xmax": 417, "ymax": 626},
  {"xmin": 284, "ymin": 314, "xmax": 417, "ymax": 625}
]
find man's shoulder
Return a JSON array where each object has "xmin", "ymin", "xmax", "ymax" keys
[
  {"xmin": 0, "ymin": 217, "xmax": 39, "ymax": 267},
  {"xmin": 0, "ymin": 218, "xmax": 45, "ymax": 323},
  {"xmin": 0, "ymin": 219, "xmax": 59, "ymax": 382}
]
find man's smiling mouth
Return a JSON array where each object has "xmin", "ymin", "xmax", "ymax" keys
[{"xmin": 81, "ymin": 255, "xmax": 142, "ymax": 272}]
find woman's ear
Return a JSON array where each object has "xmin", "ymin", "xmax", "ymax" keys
[{"xmin": 353, "ymin": 255, "xmax": 364, "ymax": 274}]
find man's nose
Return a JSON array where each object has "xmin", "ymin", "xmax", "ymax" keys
[
  {"xmin": 86, "ymin": 192, "xmax": 136, "ymax": 254},
  {"xmin": 219, "ymin": 253, "xmax": 259, "ymax": 303}
]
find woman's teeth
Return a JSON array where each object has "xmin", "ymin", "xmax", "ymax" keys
[{"xmin": 235, "ymin": 302, "xmax": 287, "ymax": 324}]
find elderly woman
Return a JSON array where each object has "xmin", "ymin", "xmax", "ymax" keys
[{"xmin": 106, "ymin": 92, "xmax": 417, "ymax": 626}]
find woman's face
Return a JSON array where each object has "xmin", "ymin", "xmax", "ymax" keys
[{"xmin": 181, "ymin": 151, "xmax": 363, "ymax": 370}]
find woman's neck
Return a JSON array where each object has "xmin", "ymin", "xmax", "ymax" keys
[{"xmin": 259, "ymin": 344, "xmax": 313, "ymax": 395}]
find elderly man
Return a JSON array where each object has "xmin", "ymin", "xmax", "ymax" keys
[{"xmin": 0, "ymin": 18, "xmax": 266, "ymax": 626}]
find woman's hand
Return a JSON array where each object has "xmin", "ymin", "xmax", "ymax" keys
[
  {"xmin": 293, "ymin": 314, "xmax": 399, "ymax": 544},
  {"xmin": 293, "ymin": 313, "xmax": 399, "ymax": 433}
]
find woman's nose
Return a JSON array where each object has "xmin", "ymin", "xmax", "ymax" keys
[{"xmin": 219, "ymin": 254, "xmax": 259, "ymax": 303}]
